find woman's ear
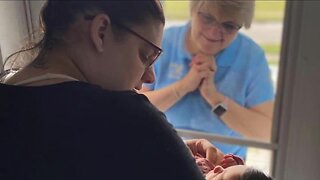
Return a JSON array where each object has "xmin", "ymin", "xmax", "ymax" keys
[{"xmin": 89, "ymin": 13, "xmax": 111, "ymax": 52}]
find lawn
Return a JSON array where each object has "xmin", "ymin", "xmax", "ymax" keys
[
  {"xmin": 261, "ymin": 43, "xmax": 281, "ymax": 64},
  {"xmin": 261, "ymin": 44, "xmax": 281, "ymax": 55},
  {"xmin": 163, "ymin": 1, "xmax": 286, "ymax": 22}
]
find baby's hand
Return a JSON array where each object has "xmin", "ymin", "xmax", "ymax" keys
[
  {"xmin": 219, "ymin": 154, "xmax": 244, "ymax": 168},
  {"xmin": 194, "ymin": 153, "xmax": 215, "ymax": 175}
]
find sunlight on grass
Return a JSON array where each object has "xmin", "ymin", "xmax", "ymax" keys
[
  {"xmin": 163, "ymin": 1, "xmax": 285, "ymax": 22},
  {"xmin": 255, "ymin": 1, "xmax": 285, "ymax": 22},
  {"xmin": 261, "ymin": 44, "xmax": 281, "ymax": 55},
  {"xmin": 163, "ymin": 1, "xmax": 189, "ymax": 20},
  {"xmin": 261, "ymin": 43, "xmax": 281, "ymax": 65}
]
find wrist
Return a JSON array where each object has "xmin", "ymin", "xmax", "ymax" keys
[
  {"xmin": 175, "ymin": 80, "xmax": 189, "ymax": 97},
  {"xmin": 172, "ymin": 81, "xmax": 187, "ymax": 99},
  {"xmin": 208, "ymin": 91, "xmax": 225, "ymax": 107}
]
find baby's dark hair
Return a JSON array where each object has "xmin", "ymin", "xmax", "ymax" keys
[
  {"xmin": 241, "ymin": 168, "xmax": 274, "ymax": 180},
  {"xmin": 2, "ymin": 0, "xmax": 164, "ymax": 72}
]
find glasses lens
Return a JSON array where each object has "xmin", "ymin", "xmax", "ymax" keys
[
  {"xmin": 198, "ymin": 12, "xmax": 241, "ymax": 35},
  {"xmin": 222, "ymin": 23, "xmax": 240, "ymax": 34},
  {"xmin": 146, "ymin": 50, "xmax": 161, "ymax": 67}
]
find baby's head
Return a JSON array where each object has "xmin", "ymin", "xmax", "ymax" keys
[
  {"xmin": 206, "ymin": 165, "xmax": 274, "ymax": 180},
  {"xmin": 194, "ymin": 154, "xmax": 273, "ymax": 180}
]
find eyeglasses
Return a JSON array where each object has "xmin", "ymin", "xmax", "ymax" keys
[
  {"xmin": 84, "ymin": 15, "xmax": 162, "ymax": 68},
  {"xmin": 197, "ymin": 11, "xmax": 242, "ymax": 35},
  {"xmin": 112, "ymin": 22, "xmax": 163, "ymax": 68}
]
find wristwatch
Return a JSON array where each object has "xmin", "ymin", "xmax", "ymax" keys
[{"xmin": 212, "ymin": 97, "xmax": 228, "ymax": 117}]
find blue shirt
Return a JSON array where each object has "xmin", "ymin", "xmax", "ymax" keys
[{"xmin": 144, "ymin": 23, "xmax": 274, "ymax": 158}]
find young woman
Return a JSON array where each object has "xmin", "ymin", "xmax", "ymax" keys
[{"xmin": 0, "ymin": 1, "xmax": 206, "ymax": 179}]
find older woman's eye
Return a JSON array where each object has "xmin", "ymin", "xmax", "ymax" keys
[
  {"xmin": 203, "ymin": 15, "xmax": 214, "ymax": 23},
  {"xmin": 222, "ymin": 23, "xmax": 237, "ymax": 31}
]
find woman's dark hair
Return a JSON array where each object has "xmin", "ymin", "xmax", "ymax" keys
[
  {"xmin": 39, "ymin": 0, "xmax": 165, "ymax": 49},
  {"xmin": 2, "ymin": 0, "xmax": 165, "ymax": 73},
  {"xmin": 241, "ymin": 168, "xmax": 274, "ymax": 180}
]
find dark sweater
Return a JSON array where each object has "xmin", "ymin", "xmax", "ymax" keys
[{"xmin": 0, "ymin": 81, "xmax": 204, "ymax": 180}]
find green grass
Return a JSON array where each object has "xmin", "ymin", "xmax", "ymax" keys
[
  {"xmin": 163, "ymin": 1, "xmax": 190, "ymax": 20},
  {"xmin": 255, "ymin": 1, "xmax": 286, "ymax": 22},
  {"xmin": 261, "ymin": 44, "xmax": 281, "ymax": 55},
  {"xmin": 163, "ymin": 1, "xmax": 286, "ymax": 22},
  {"xmin": 261, "ymin": 43, "xmax": 281, "ymax": 65},
  {"xmin": 268, "ymin": 60, "xmax": 279, "ymax": 65}
]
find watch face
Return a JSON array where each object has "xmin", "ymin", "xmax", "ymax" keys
[{"xmin": 213, "ymin": 104, "xmax": 226, "ymax": 117}]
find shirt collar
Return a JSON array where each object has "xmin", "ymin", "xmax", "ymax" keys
[
  {"xmin": 215, "ymin": 34, "xmax": 240, "ymax": 67},
  {"xmin": 178, "ymin": 22, "xmax": 192, "ymax": 61}
]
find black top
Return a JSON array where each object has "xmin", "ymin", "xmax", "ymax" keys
[{"xmin": 0, "ymin": 82, "xmax": 204, "ymax": 180}]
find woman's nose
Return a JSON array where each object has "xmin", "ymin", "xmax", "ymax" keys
[
  {"xmin": 213, "ymin": 165, "xmax": 224, "ymax": 174},
  {"xmin": 206, "ymin": 23, "xmax": 224, "ymax": 39},
  {"xmin": 141, "ymin": 66, "xmax": 155, "ymax": 84}
]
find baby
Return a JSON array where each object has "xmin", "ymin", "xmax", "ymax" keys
[{"xmin": 194, "ymin": 153, "xmax": 244, "ymax": 176}]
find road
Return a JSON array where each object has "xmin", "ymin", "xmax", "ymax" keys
[{"xmin": 166, "ymin": 21, "xmax": 283, "ymax": 44}]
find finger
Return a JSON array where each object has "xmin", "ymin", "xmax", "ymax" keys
[
  {"xmin": 223, "ymin": 154, "xmax": 233, "ymax": 158},
  {"xmin": 221, "ymin": 157, "xmax": 236, "ymax": 164},
  {"xmin": 193, "ymin": 65, "xmax": 211, "ymax": 72},
  {"xmin": 221, "ymin": 161, "xmax": 238, "ymax": 168},
  {"xmin": 191, "ymin": 62, "xmax": 216, "ymax": 70},
  {"xmin": 211, "ymin": 63, "xmax": 217, "ymax": 72},
  {"xmin": 193, "ymin": 54, "xmax": 216, "ymax": 73},
  {"xmin": 221, "ymin": 162, "xmax": 237, "ymax": 168},
  {"xmin": 220, "ymin": 157, "xmax": 238, "ymax": 167},
  {"xmin": 184, "ymin": 139, "xmax": 196, "ymax": 155},
  {"xmin": 200, "ymin": 61, "xmax": 216, "ymax": 73},
  {"xmin": 206, "ymin": 147, "xmax": 218, "ymax": 164},
  {"xmin": 232, "ymin": 155, "xmax": 245, "ymax": 165},
  {"xmin": 193, "ymin": 54, "xmax": 213, "ymax": 65},
  {"xmin": 208, "ymin": 60, "xmax": 217, "ymax": 72},
  {"xmin": 199, "ymin": 71, "xmax": 212, "ymax": 79}
]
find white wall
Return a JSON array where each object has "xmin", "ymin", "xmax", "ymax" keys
[
  {"xmin": 0, "ymin": 0, "xmax": 43, "ymax": 70},
  {"xmin": 0, "ymin": 1, "xmax": 29, "ymax": 68}
]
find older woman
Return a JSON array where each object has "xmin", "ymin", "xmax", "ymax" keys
[{"xmin": 141, "ymin": 0, "xmax": 275, "ymax": 158}]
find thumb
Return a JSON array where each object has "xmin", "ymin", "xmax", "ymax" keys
[{"xmin": 206, "ymin": 148, "xmax": 217, "ymax": 164}]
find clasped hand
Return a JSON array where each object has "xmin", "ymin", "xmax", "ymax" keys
[{"xmin": 179, "ymin": 54, "xmax": 218, "ymax": 104}]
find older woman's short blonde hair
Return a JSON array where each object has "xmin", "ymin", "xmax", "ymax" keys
[{"xmin": 190, "ymin": 0, "xmax": 255, "ymax": 29}]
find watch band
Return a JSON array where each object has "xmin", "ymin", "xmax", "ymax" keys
[{"xmin": 212, "ymin": 96, "xmax": 228, "ymax": 117}]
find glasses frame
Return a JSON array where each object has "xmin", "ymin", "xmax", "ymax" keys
[
  {"xmin": 197, "ymin": 11, "xmax": 242, "ymax": 35},
  {"xmin": 84, "ymin": 15, "xmax": 162, "ymax": 68}
]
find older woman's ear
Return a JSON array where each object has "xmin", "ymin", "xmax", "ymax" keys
[{"xmin": 89, "ymin": 14, "xmax": 111, "ymax": 53}]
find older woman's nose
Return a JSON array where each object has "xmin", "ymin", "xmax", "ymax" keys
[{"xmin": 208, "ymin": 25, "xmax": 223, "ymax": 39}]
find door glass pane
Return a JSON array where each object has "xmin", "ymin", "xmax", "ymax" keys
[
  {"xmin": 159, "ymin": 0, "xmax": 285, "ymax": 176},
  {"xmin": 246, "ymin": 147, "xmax": 273, "ymax": 175},
  {"xmin": 158, "ymin": 0, "xmax": 285, "ymax": 142}
]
